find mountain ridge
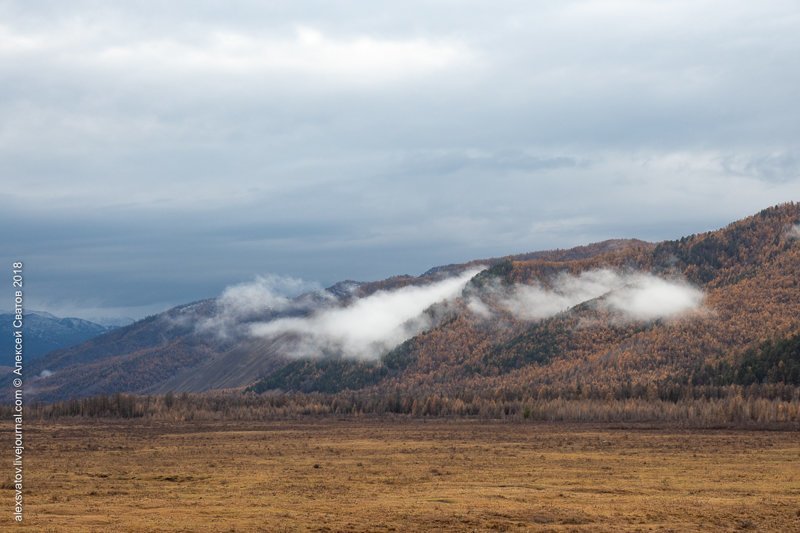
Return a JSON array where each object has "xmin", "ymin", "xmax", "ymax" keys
[{"xmin": 0, "ymin": 312, "xmax": 114, "ymax": 368}]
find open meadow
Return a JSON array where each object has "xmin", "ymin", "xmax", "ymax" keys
[{"xmin": 3, "ymin": 419, "xmax": 799, "ymax": 532}]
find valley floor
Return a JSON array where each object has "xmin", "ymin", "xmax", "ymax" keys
[{"xmin": 2, "ymin": 419, "xmax": 799, "ymax": 531}]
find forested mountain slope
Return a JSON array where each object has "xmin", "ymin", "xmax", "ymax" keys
[{"xmin": 250, "ymin": 202, "xmax": 800, "ymax": 401}]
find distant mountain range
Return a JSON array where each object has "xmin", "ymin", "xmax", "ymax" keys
[
  {"xmin": 0, "ymin": 312, "xmax": 114, "ymax": 368},
  {"xmin": 15, "ymin": 202, "xmax": 800, "ymax": 402}
]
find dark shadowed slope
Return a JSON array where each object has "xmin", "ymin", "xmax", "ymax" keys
[{"xmin": 0, "ymin": 312, "xmax": 113, "ymax": 366}]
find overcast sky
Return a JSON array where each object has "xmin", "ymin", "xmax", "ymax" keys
[{"xmin": 2, "ymin": 1, "xmax": 799, "ymax": 321}]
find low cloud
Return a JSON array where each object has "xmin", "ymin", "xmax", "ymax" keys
[
  {"xmin": 249, "ymin": 268, "xmax": 483, "ymax": 360},
  {"xmin": 217, "ymin": 274, "xmax": 318, "ymax": 316},
  {"xmin": 466, "ymin": 296, "xmax": 493, "ymax": 319},
  {"xmin": 788, "ymin": 224, "xmax": 800, "ymax": 240},
  {"xmin": 499, "ymin": 270, "xmax": 620, "ymax": 320},
  {"xmin": 199, "ymin": 267, "xmax": 699, "ymax": 359},
  {"xmin": 478, "ymin": 269, "xmax": 703, "ymax": 322},
  {"xmin": 604, "ymin": 274, "xmax": 704, "ymax": 321},
  {"xmin": 197, "ymin": 274, "xmax": 324, "ymax": 337}
]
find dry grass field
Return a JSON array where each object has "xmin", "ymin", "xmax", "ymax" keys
[{"xmin": 2, "ymin": 419, "xmax": 799, "ymax": 532}]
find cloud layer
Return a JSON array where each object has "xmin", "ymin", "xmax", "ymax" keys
[{"xmin": 249, "ymin": 269, "xmax": 482, "ymax": 360}]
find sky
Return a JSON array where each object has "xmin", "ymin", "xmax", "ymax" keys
[{"xmin": 2, "ymin": 0, "xmax": 799, "ymax": 322}]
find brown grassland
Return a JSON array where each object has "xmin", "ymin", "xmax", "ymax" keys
[{"xmin": 2, "ymin": 419, "xmax": 799, "ymax": 532}]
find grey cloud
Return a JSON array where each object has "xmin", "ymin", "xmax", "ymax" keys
[
  {"xmin": 722, "ymin": 152, "xmax": 800, "ymax": 183},
  {"xmin": 397, "ymin": 150, "xmax": 586, "ymax": 177}
]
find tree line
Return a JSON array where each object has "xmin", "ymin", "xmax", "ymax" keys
[{"xmin": 8, "ymin": 383, "xmax": 798, "ymax": 428}]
